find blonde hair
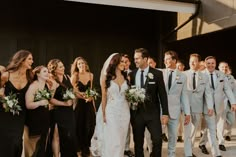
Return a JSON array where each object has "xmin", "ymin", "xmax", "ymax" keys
[{"xmin": 70, "ymin": 57, "xmax": 90, "ymax": 75}]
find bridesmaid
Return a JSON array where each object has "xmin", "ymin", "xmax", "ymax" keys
[
  {"xmin": 24, "ymin": 66, "xmax": 51, "ymax": 157},
  {"xmin": 71, "ymin": 57, "xmax": 96, "ymax": 157},
  {"xmin": 0, "ymin": 50, "xmax": 34, "ymax": 157},
  {"xmin": 47, "ymin": 59, "xmax": 77, "ymax": 157}
]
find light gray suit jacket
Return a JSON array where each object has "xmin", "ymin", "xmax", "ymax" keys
[
  {"xmin": 161, "ymin": 69, "xmax": 190, "ymax": 119},
  {"xmin": 203, "ymin": 70, "xmax": 236, "ymax": 114},
  {"xmin": 224, "ymin": 74, "xmax": 236, "ymax": 107},
  {"xmin": 184, "ymin": 70, "xmax": 214, "ymax": 114}
]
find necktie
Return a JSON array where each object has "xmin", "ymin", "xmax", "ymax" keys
[
  {"xmin": 193, "ymin": 72, "xmax": 196, "ymax": 90},
  {"xmin": 168, "ymin": 70, "xmax": 173, "ymax": 90},
  {"xmin": 141, "ymin": 70, "xmax": 144, "ymax": 88},
  {"xmin": 210, "ymin": 73, "xmax": 215, "ymax": 90}
]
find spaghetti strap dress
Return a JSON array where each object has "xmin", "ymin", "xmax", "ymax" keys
[
  {"xmin": 47, "ymin": 75, "xmax": 77, "ymax": 157},
  {"xmin": 75, "ymin": 80, "xmax": 96, "ymax": 156},
  {"xmin": 0, "ymin": 78, "xmax": 30, "ymax": 157}
]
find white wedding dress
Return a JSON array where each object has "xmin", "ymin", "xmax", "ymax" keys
[{"xmin": 91, "ymin": 80, "xmax": 130, "ymax": 157}]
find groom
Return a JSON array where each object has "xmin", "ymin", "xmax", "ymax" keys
[{"xmin": 129, "ymin": 48, "xmax": 169, "ymax": 157}]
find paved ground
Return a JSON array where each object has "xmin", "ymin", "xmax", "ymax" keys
[{"xmin": 140, "ymin": 126, "xmax": 236, "ymax": 157}]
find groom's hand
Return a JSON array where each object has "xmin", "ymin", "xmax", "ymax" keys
[
  {"xmin": 103, "ymin": 113, "xmax": 107, "ymax": 123},
  {"xmin": 184, "ymin": 115, "xmax": 191, "ymax": 125},
  {"xmin": 161, "ymin": 115, "xmax": 169, "ymax": 125}
]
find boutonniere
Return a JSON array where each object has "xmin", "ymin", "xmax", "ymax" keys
[
  {"xmin": 176, "ymin": 75, "xmax": 180, "ymax": 80},
  {"xmin": 227, "ymin": 75, "xmax": 231, "ymax": 80},
  {"xmin": 198, "ymin": 76, "xmax": 202, "ymax": 80},
  {"xmin": 216, "ymin": 73, "xmax": 220, "ymax": 78},
  {"xmin": 147, "ymin": 73, "xmax": 154, "ymax": 79}
]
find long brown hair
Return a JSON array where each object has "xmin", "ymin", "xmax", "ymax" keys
[
  {"xmin": 105, "ymin": 53, "xmax": 127, "ymax": 89},
  {"xmin": 6, "ymin": 49, "xmax": 33, "ymax": 82}
]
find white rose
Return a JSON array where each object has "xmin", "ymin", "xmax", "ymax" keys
[
  {"xmin": 7, "ymin": 101, "xmax": 14, "ymax": 108},
  {"xmin": 147, "ymin": 73, "xmax": 154, "ymax": 79}
]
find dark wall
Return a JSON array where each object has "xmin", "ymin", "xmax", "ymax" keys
[
  {"xmin": 0, "ymin": 0, "xmax": 177, "ymax": 87},
  {"xmin": 166, "ymin": 26, "xmax": 236, "ymax": 76}
]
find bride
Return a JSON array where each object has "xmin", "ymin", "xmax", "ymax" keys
[{"xmin": 91, "ymin": 53, "xmax": 130, "ymax": 157}]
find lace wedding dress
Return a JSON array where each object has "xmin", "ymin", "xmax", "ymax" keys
[{"xmin": 91, "ymin": 80, "xmax": 130, "ymax": 157}]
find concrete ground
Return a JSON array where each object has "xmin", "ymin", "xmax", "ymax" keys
[{"xmin": 139, "ymin": 127, "xmax": 236, "ymax": 157}]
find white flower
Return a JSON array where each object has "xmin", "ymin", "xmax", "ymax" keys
[
  {"xmin": 63, "ymin": 88, "xmax": 76, "ymax": 100},
  {"xmin": 1, "ymin": 92, "xmax": 21, "ymax": 115},
  {"xmin": 85, "ymin": 87, "xmax": 100, "ymax": 100},
  {"xmin": 176, "ymin": 75, "xmax": 180, "ymax": 80},
  {"xmin": 147, "ymin": 73, "xmax": 154, "ymax": 79}
]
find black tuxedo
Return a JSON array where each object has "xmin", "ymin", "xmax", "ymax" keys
[{"xmin": 129, "ymin": 67, "xmax": 168, "ymax": 157}]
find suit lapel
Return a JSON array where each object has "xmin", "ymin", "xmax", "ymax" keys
[
  {"xmin": 144, "ymin": 68, "xmax": 152, "ymax": 88},
  {"xmin": 132, "ymin": 69, "xmax": 138, "ymax": 86},
  {"xmin": 163, "ymin": 69, "xmax": 168, "ymax": 91},
  {"xmin": 215, "ymin": 70, "xmax": 220, "ymax": 89},
  {"xmin": 170, "ymin": 70, "xmax": 178, "ymax": 91},
  {"xmin": 186, "ymin": 70, "xmax": 193, "ymax": 90}
]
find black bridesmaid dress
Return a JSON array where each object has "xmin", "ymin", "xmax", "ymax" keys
[
  {"xmin": 47, "ymin": 75, "xmax": 77, "ymax": 157},
  {"xmin": 75, "ymin": 80, "xmax": 96, "ymax": 156},
  {"xmin": 25, "ymin": 86, "xmax": 50, "ymax": 157},
  {"xmin": 0, "ymin": 78, "xmax": 30, "ymax": 157}
]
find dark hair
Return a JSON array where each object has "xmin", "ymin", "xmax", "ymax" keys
[
  {"xmin": 164, "ymin": 50, "xmax": 179, "ymax": 62},
  {"xmin": 121, "ymin": 53, "xmax": 131, "ymax": 62},
  {"xmin": 105, "ymin": 54, "xmax": 127, "ymax": 89},
  {"xmin": 149, "ymin": 56, "xmax": 157, "ymax": 63},
  {"xmin": 135, "ymin": 48, "xmax": 149, "ymax": 59}
]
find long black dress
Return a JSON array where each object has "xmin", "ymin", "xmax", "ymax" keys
[
  {"xmin": 25, "ymin": 86, "xmax": 50, "ymax": 157},
  {"xmin": 0, "ymin": 79, "xmax": 30, "ymax": 157},
  {"xmin": 75, "ymin": 80, "xmax": 96, "ymax": 156},
  {"xmin": 47, "ymin": 75, "xmax": 77, "ymax": 157}
]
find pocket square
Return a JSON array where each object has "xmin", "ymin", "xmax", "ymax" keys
[
  {"xmin": 200, "ymin": 83, "xmax": 205, "ymax": 85},
  {"xmin": 148, "ymin": 82, "xmax": 156, "ymax": 84},
  {"xmin": 177, "ymin": 82, "xmax": 183, "ymax": 84},
  {"xmin": 220, "ymin": 80, "xmax": 224, "ymax": 82}
]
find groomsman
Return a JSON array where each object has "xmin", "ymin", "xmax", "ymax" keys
[
  {"xmin": 176, "ymin": 60, "xmax": 185, "ymax": 143},
  {"xmin": 122, "ymin": 54, "xmax": 135, "ymax": 157},
  {"xmin": 161, "ymin": 50, "xmax": 190, "ymax": 157},
  {"xmin": 184, "ymin": 54, "xmax": 221, "ymax": 157},
  {"xmin": 199, "ymin": 56, "xmax": 236, "ymax": 153},
  {"xmin": 218, "ymin": 62, "xmax": 236, "ymax": 141}
]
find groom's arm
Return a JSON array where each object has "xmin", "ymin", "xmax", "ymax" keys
[{"xmin": 156, "ymin": 70, "xmax": 169, "ymax": 116}]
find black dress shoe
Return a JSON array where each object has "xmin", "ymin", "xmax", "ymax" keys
[
  {"xmin": 216, "ymin": 156, "xmax": 222, "ymax": 157},
  {"xmin": 199, "ymin": 145, "xmax": 209, "ymax": 154},
  {"xmin": 162, "ymin": 133, "xmax": 168, "ymax": 142},
  {"xmin": 219, "ymin": 144, "xmax": 226, "ymax": 151},
  {"xmin": 177, "ymin": 136, "xmax": 184, "ymax": 142},
  {"xmin": 225, "ymin": 136, "xmax": 231, "ymax": 141},
  {"xmin": 192, "ymin": 153, "xmax": 196, "ymax": 157},
  {"xmin": 124, "ymin": 150, "xmax": 135, "ymax": 157}
]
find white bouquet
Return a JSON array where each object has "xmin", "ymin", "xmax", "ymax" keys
[
  {"xmin": 1, "ymin": 92, "xmax": 21, "ymax": 115},
  {"xmin": 34, "ymin": 89, "xmax": 52, "ymax": 108},
  {"xmin": 34, "ymin": 89, "xmax": 52, "ymax": 101},
  {"xmin": 125, "ymin": 86, "xmax": 146, "ymax": 110},
  {"xmin": 63, "ymin": 88, "xmax": 76, "ymax": 101},
  {"xmin": 85, "ymin": 87, "xmax": 100, "ymax": 100}
]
